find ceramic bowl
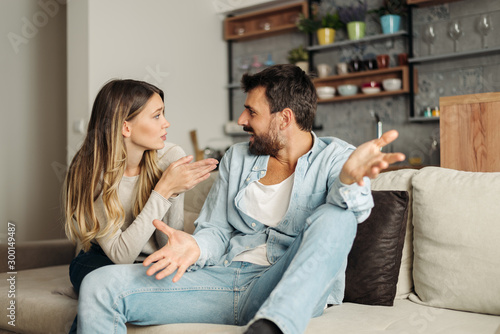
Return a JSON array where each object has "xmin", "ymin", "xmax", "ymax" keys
[
  {"xmin": 361, "ymin": 81, "xmax": 381, "ymax": 94},
  {"xmin": 382, "ymin": 78, "xmax": 402, "ymax": 91},
  {"xmin": 362, "ymin": 81, "xmax": 381, "ymax": 88},
  {"xmin": 316, "ymin": 86, "xmax": 335, "ymax": 99},
  {"xmin": 337, "ymin": 84, "xmax": 358, "ymax": 96},
  {"xmin": 362, "ymin": 87, "xmax": 381, "ymax": 94}
]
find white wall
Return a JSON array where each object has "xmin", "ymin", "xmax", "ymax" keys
[
  {"xmin": 0, "ymin": 0, "xmax": 67, "ymax": 242},
  {"xmin": 67, "ymin": 0, "xmax": 229, "ymax": 163}
]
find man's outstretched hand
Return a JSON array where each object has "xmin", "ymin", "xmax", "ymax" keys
[
  {"xmin": 339, "ymin": 130, "xmax": 406, "ymax": 186},
  {"xmin": 143, "ymin": 219, "xmax": 200, "ymax": 282}
]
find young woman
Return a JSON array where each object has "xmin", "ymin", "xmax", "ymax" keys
[{"xmin": 64, "ymin": 79, "xmax": 217, "ymax": 331}]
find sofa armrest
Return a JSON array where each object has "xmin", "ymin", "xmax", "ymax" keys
[{"xmin": 0, "ymin": 239, "xmax": 76, "ymax": 273}]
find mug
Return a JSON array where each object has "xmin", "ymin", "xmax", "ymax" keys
[
  {"xmin": 363, "ymin": 59, "xmax": 378, "ymax": 71},
  {"xmin": 376, "ymin": 54, "xmax": 390, "ymax": 68},
  {"xmin": 317, "ymin": 64, "xmax": 332, "ymax": 78},
  {"xmin": 350, "ymin": 58, "xmax": 363, "ymax": 72},
  {"xmin": 398, "ymin": 53, "xmax": 408, "ymax": 66},
  {"xmin": 336, "ymin": 62, "xmax": 349, "ymax": 75}
]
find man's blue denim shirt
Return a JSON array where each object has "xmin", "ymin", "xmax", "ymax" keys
[{"xmin": 191, "ymin": 132, "xmax": 373, "ymax": 282}]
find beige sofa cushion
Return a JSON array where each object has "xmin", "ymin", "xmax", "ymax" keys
[
  {"xmin": 371, "ymin": 168, "xmax": 420, "ymax": 299},
  {"xmin": 183, "ymin": 172, "xmax": 218, "ymax": 234},
  {"xmin": 410, "ymin": 167, "xmax": 500, "ymax": 315}
]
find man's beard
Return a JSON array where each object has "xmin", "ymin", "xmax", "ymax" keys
[{"xmin": 244, "ymin": 123, "xmax": 283, "ymax": 157}]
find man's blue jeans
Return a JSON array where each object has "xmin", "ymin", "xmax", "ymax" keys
[{"xmin": 78, "ymin": 205, "xmax": 357, "ymax": 334}]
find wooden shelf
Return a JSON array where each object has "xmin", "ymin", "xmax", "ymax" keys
[
  {"xmin": 317, "ymin": 89, "xmax": 408, "ymax": 103},
  {"xmin": 313, "ymin": 66, "xmax": 410, "ymax": 103},
  {"xmin": 224, "ymin": 2, "xmax": 307, "ymax": 41}
]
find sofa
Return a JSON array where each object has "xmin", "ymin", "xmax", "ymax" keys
[{"xmin": 1, "ymin": 166, "xmax": 500, "ymax": 334}]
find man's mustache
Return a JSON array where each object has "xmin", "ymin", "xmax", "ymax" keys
[{"xmin": 243, "ymin": 126, "xmax": 253, "ymax": 132}]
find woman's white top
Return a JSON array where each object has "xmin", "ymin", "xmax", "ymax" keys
[{"xmin": 93, "ymin": 143, "xmax": 185, "ymax": 264}]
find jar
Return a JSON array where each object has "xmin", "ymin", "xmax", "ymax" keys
[
  {"xmin": 423, "ymin": 107, "xmax": 432, "ymax": 117},
  {"xmin": 432, "ymin": 106, "xmax": 440, "ymax": 117}
]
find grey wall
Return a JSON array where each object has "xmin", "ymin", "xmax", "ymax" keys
[{"xmin": 1, "ymin": 0, "xmax": 67, "ymax": 242}]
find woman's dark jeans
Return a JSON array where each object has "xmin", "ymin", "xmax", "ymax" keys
[{"xmin": 68, "ymin": 243, "xmax": 114, "ymax": 334}]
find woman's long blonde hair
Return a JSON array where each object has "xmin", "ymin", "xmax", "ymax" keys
[{"xmin": 64, "ymin": 79, "xmax": 164, "ymax": 251}]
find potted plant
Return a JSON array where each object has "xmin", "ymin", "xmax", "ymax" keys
[
  {"xmin": 287, "ymin": 45, "xmax": 309, "ymax": 72},
  {"xmin": 338, "ymin": 0, "xmax": 368, "ymax": 41},
  {"xmin": 370, "ymin": 0, "xmax": 408, "ymax": 34},
  {"xmin": 297, "ymin": 12, "xmax": 344, "ymax": 45}
]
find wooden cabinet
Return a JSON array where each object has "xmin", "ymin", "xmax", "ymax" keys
[
  {"xmin": 224, "ymin": 2, "xmax": 307, "ymax": 41},
  {"xmin": 440, "ymin": 92, "xmax": 500, "ymax": 172}
]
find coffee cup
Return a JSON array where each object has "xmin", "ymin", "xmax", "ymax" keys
[
  {"xmin": 336, "ymin": 62, "xmax": 349, "ymax": 75},
  {"xmin": 398, "ymin": 53, "xmax": 408, "ymax": 66},
  {"xmin": 363, "ymin": 59, "xmax": 377, "ymax": 71},
  {"xmin": 376, "ymin": 54, "xmax": 390, "ymax": 68},
  {"xmin": 349, "ymin": 58, "xmax": 363, "ymax": 72},
  {"xmin": 317, "ymin": 64, "xmax": 332, "ymax": 78}
]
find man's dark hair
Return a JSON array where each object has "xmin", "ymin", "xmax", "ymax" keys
[{"xmin": 241, "ymin": 64, "xmax": 317, "ymax": 132}]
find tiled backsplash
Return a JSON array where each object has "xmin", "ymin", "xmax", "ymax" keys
[{"xmin": 229, "ymin": 0, "xmax": 499, "ymax": 166}]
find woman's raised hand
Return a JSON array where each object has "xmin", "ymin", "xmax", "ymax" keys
[{"xmin": 154, "ymin": 155, "xmax": 218, "ymax": 199}]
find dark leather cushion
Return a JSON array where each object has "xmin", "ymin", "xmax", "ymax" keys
[{"xmin": 344, "ymin": 190, "xmax": 409, "ymax": 306}]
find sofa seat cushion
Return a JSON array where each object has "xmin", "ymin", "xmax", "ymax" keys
[
  {"xmin": 316, "ymin": 300, "xmax": 500, "ymax": 334},
  {"xmin": 411, "ymin": 167, "xmax": 500, "ymax": 315},
  {"xmin": 0, "ymin": 265, "xmax": 77, "ymax": 334}
]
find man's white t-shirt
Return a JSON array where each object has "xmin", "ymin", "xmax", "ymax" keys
[{"xmin": 233, "ymin": 173, "xmax": 295, "ymax": 265}]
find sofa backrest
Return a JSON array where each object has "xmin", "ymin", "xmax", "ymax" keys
[{"xmin": 183, "ymin": 172, "xmax": 219, "ymax": 234}]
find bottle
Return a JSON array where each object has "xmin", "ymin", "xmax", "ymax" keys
[
  {"xmin": 264, "ymin": 53, "xmax": 275, "ymax": 67},
  {"xmin": 432, "ymin": 106, "xmax": 440, "ymax": 117},
  {"xmin": 250, "ymin": 55, "xmax": 262, "ymax": 74}
]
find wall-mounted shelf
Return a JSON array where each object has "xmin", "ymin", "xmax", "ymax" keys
[
  {"xmin": 224, "ymin": 1, "xmax": 307, "ymax": 41},
  {"xmin": 307, "ymin": 31, "xmax": 408, "ymax": 52},
  {"xmin": 409, "ymin": 116, "xmax": 440, "ymax": 123},
  {"xmin": 407, "ymin": 0, "xmax": 462, "ymax": 7},
  {"xmin": 409, "ymin": 46, "xmax": 500, "ymax": 64},
  {"xmin": 313, "ymin": 66, "xmax": 410, "ymax": 103}
]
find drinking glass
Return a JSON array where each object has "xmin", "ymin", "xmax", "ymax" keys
[
  {"xmin": 477, "ymin": 14, "xmax": 493, "ymax": 49},
  {"xmin": 422, "ymin": 24, "xmax": 437, "ymax": 55},
  {"xmin": 448, "ymin": 19, "xmax": 463, "ymax": 52}
]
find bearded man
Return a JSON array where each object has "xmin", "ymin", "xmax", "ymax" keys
[{"xmin": 77, "ymin": 64, "xmax": 405, "ymax": 334}]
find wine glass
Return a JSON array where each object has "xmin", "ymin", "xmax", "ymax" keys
[
  {"xmin": 448, "ymin": 19, "xmax": 464, "ymax": 52},
  {"xmin": 477, "ymin": 14, "xmax": 493, "ymax": 49},
  {"xmin": 422, "ymin": 24, "xmax": 437, "ymax": 55}
]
